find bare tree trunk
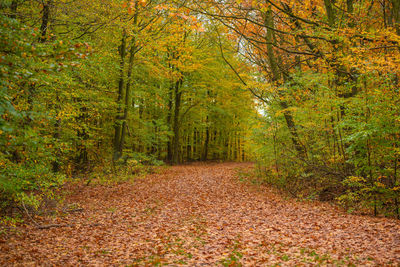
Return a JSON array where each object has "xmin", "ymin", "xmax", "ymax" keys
[{"xmin": 113, "ymin": 29, "xmax": 127, "ymax": 160}]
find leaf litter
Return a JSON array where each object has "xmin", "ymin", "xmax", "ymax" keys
[{"xmin": 1, "ymin": 163, "xmax": 400, "ymax": 266}]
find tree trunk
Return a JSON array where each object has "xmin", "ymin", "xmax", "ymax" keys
[
  {"xmin": 113, "ymin": 29, "xmax": 127, "ymax": 160},
  {"xmin": 113, "ymin": 2, "xmax": 139, "ymax": 160},
  {"xmin": 324, "ymin": 0, "xmax": 336, "ymax": 26},
  {"xmin": 76, "ymin": 105, "xmax": 89, "ymax": 168},
  {"xmin": 39, "ymin": 1, "xmax": 52, "ymax": 43},
  {"xmin": 172, "ymin": 78, "xmax": 183, "ymax": 164},
  {"xmin": 9, "ymin": 1, "xmax": 18, "ymax": 19},
  {"xmin": 52, "ymin": 93, "xmax": 61, "ymax": 173},
  {"xmin": 263, "ymin": 6, "xmax": 306, "ymax": 156},
  {"xmin": 167, "ymin": 80, "xmax": 174, "ymax": 162},
  {"xmin": 391, "ymin": 0, "xmax": 400, "ymax": 34},
  {"xmin": 202, "ymin": 117, "xmax": 210, "ymax": 161},
  {"xmin": 119, "ymin": 5, "xmax": 139, "ymax": 157},
  {"xmin": 119, "ymin": 43, "xmax": 135, "ymax": 156}
]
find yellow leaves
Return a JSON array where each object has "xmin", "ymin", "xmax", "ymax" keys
[
  {"xmin": 154, "ymin": 4, "xmax": 167, "ymax": 11},
  {"xmin": 275, "ymin": 106, "xmax": 298, "ymax": 117},
  {"xmin": 348, "ymin": 176, "xmax": 366, "ymax": 183},
  {"xmin": 374, "ymin": 182, "xmax": 385, "ymax": 188}
]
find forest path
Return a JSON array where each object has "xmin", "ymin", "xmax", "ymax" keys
[{"xmin": 1, "ymin": 163, "xmax": 400, "ymax": 266}]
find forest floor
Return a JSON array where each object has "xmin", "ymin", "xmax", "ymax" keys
[{"xmin": 1, "ymin": 162, "xmax": 400, "ymax": 266}]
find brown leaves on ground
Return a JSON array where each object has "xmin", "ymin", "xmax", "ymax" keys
[{"xmin": 1, "ymin": 163, "xmax": 400, "ymax": 266}]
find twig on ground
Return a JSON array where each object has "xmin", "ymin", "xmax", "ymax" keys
[
  {"xmin": 21, "ymin": 201, "xmax": 40, "ymax": 228},
  {"xmin": 38, "ymin": 223, "xmax": 101, "ymax": 230},
  {"xmin": 37, "ymin": 224, "xmax": 72, "ymax": 230}
]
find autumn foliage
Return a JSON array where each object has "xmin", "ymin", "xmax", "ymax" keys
[
  {"xmin": 189, "ymin": 0, "xmax": 400, "ymax": 217},
  {"xmin": 0, "ymin": 0, "xmax": 254, "ymax": 212},
  {"xmin": 1, "ymin": 0, "xmax": 400, "ymax": 264}
]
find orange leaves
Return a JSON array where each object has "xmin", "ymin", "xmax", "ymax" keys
[
  {"xmin": 122, "ymin": 0, "xmax": 147, "ymax": 14},
  {"xmin": 168, "ymin": 12, "xmax": 189, "ymax": 20},
  {"xmin": 1, "ymin": 163, "xmax": 400, "ymax": 265},
  {"xmin": 138, "ymin": 0, "xmax": 146, "ymax": 6},
  {"xmin": 154, "ymin": 4, "xmax": 168, "ymax": 11}
]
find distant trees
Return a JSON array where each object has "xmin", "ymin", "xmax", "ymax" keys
[{"xmin": 0, "ymin": 0, "xmax": 254, "ymax": 212}]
